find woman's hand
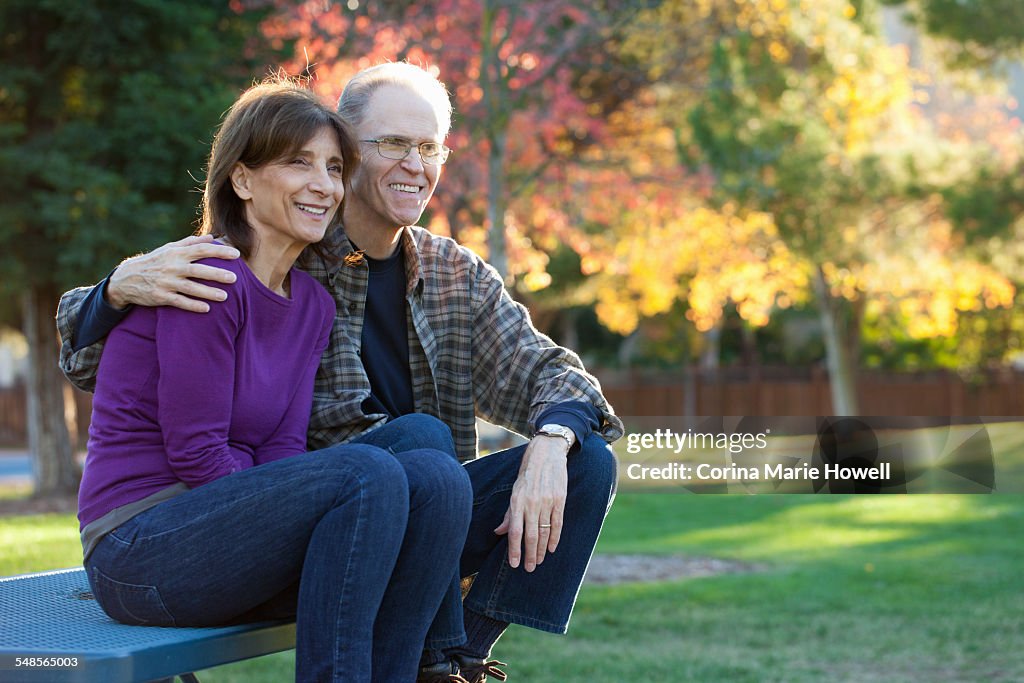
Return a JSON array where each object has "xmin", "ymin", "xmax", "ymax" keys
[{"xmin": 494, "ymin": 435, "xmax": 569, "ymax": 572}]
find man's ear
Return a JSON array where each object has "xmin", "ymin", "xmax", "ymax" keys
[{"xmin": 230, "ymin": 163, "xmax": 254, "ymax": 200}]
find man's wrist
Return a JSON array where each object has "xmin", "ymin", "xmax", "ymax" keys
[
  {"xmin": 535, "ymin": 423, "xmax": 575, "ymax": 451},
  {"xmin": 104, "ymin": 270, "xmax": 130, "ymax": 310},
  {"xmin": 533, "ymin": 402, "xmax": 596, "ymax": 456}
]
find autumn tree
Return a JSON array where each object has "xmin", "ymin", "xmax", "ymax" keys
[
  {"xmin": 254, "ymin": 0, "xmax": 1020, "ymax": 401},
  {"xmin": 588, "ymin": 0, "xmax": 1015, "ymax": 412},
  {"xmin": 884, "ymin": 0, "xmax": 1024, "ymax": 370},
  {"xmin": 260, "ymin": 0, "xmax": 653, "ymax": 284},
  {"xmin": 0, "ymin": 1, "xmax": 276, "ymax": 495}
]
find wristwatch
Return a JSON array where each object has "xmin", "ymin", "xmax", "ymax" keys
[{"xmin": 535, "ymin": 423, "xmax": 576, "ymax": 449}]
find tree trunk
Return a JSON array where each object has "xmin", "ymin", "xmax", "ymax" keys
[
  {"xmin": 812, "ymin": 266, "xmax": 859, "ymax": 415},
  {"xmin": 741, "ymin": 323, "xmax": 760, "ymax": 369},
  {"xmin": 23, "ymin": 283, "xmax": 79, "ymax": 497},
  {"xmin": 479, "ymin": 0, "xmax": 510, "ymax": 283},
  {"xmin": 486, "ymin": 128, "xmax": 509, "ymax": 282},
  {"xmin": 560, "ymin": 308, "xmax": 579, "ymax": 351},
  {"xmin": 617, "ymin": 329, "xmax": 640, "ymax": 367},
  {"xmin": 699, "ymin": 320, "xmax": 722, "ymax": 371}
]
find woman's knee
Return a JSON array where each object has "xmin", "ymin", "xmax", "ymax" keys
[
  {"xmin": 401, "ymin": 447, "xmax": 470, "ymax": 489},
  {"xmin": 314, "ymin": 443, "xmax": 410, "ymax": 505},
  {"xmin": 397, "ymin": 448, "xmax": 473, "ymax": 516}
]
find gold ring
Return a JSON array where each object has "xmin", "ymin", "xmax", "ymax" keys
[{"xmin": 539, "ymin": 524, "xmax": 552, "ymax": 528}]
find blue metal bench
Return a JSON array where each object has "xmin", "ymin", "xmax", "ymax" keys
[{"xmin": 0, "ymin": 568, "xmax": 295, "ymax": 682}]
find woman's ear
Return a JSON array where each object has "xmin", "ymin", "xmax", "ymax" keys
[{"xmin": 230, "ymin": 163, "xmax": 254, "ymax": 200}]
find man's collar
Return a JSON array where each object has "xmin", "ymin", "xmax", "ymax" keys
[
  {"xmin": 327, "ymin": 224, "xmax": 425, "ymax": 296},
  {"xmin": 398, "ymin": 227, "xmax": 425, "ymax": 297},
  {"xmin": 326, "ymin": 226, "xmax": 356, "ymax": 281}
]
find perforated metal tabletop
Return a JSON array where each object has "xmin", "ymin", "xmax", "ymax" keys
[{"xmin": 0, "ymin": 568, "xmax": 295, "ymax": 682}]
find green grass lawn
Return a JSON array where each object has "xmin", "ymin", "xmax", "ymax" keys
[
  {"xmin": 2, "ymin": 496, "xmax": 1021, "ymax": 682},
  {"xmin": 3, "ymin": 422, "xmax": 1023, "ymax": 681}
]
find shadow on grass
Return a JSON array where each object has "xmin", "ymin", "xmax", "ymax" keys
[
  {"xmin": 553, "ymin": 493, "xmax": 1024, "ymax": 682},
  {"xmin": 97, "ymin": 494, "xmax": 1024, "ymax": 682}
]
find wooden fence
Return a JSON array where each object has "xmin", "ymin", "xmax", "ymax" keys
[
  {"xmin": 1, "ymin": 367, "xmax": 1022, "ymax": 447},
  {"xmin": 599, "ymin": 366, "xmax": 1024, "ymax": 417}
]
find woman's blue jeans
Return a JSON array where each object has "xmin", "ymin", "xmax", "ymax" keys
[
  {"xmin": 353, "ymin": 416, "xmax": 619, "ymax": 648},
  {"xmin": 85, "ymin": 432, "xmax": 472, "ymax": 682}
]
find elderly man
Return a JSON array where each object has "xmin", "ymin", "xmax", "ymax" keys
[{"xmin": 58, "ymin": 62, "xmax": 621, "ymax": 683}]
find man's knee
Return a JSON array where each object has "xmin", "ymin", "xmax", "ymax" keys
[
  {"xmin": 384, "ymin": 413, "xmax": 456, "ymax": 455},
  {"xmin": 568, "ymin": 434, "xmax": 618, "ymax": 509}
]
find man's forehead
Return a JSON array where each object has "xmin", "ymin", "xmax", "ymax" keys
[{"xmin": 362, "ymin": 85, "xmax": 445, "ymax": 140}]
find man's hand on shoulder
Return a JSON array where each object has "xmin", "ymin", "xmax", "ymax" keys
[{"xmin": 107, "ymin": 235, "xmax": 240, "ymax": 313}]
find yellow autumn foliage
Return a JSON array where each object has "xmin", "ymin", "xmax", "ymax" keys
[{"xmin": 545, "ymin": 0, "xmax": 1018, "ymax": 354}]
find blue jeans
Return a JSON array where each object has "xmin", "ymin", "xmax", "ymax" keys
[
  {"xmin": 85, "ymin": 435, "xmax": 472, "ymax": 682},
  {"xmin": 348, "ymin": 415, "xmax": 469, "ymax": 650},
  {"xmin": 357, "ymin": 417, "xmax": 618, "ymax": 645}
]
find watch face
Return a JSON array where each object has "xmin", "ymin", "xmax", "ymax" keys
[{"xmin": 539, "ymin": 425, "xmax": 573, "ymax": 443}]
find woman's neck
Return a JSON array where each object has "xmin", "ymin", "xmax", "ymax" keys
[
  {"xmin": 222, "ymin": 235, "xmax": 300, "ymax": 297},
  {"xmin": 248, "ymin": 246, "xmax": 301, "ymax": 297}
]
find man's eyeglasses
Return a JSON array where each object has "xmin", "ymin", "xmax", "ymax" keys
[{"xmin": 361, "ymin": 139, "xmax": 451, "ymax": 166}]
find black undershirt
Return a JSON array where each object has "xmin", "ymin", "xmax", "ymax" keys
[{"xmin": 358, "ymin": 247, "xmax": 415, "ymax": 419}]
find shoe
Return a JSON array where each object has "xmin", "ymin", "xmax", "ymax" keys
[
  {"xmin": 417, "ymin": 659, "xmax": 469, "ymax": 683},
  {"xmin": 452, "ymin": 654, "xmax": 508, "ymax": 683}
]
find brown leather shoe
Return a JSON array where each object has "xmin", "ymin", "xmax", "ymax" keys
[
  {"xmin": 452, "ymin": 654, "xmax": 508, "ymax": 682},
  {"xmin": 417, "ymin": 660, "xmax": 469, "ymax": 683}
]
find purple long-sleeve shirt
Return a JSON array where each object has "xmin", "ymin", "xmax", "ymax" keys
[{"xmin": 77, "ymin": 255, "xmax": 335, "ymax": 530}]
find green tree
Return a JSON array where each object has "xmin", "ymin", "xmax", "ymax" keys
[
  {"xmin": 882, "ymin": 0, "xmax": 1024, "ymax": 68},
  {"xmin": 0, "ymin": 0, "xmax": 277, "ymax": 496}
]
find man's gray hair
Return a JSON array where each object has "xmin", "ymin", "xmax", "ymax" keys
[{"xmin": 337, "ymin": 62, "xmax": 453, "ymax": 138}]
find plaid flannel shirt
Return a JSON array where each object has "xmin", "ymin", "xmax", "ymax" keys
[{"xmin": 57, "ymin": 226, "xmax": 623, "ymax": 462}]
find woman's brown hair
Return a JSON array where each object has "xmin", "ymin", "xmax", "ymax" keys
[{"xmin": 199, "ymin": 75, "xmax": 356, "ymax": 261}]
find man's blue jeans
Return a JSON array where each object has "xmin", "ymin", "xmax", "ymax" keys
[
  {"xmin": 85, "ymin": 434, "xmax": 472, "ymax": 682},
  {"xmin": 355, "ymin": 417, "xmax": 619, "ymax": 647}
]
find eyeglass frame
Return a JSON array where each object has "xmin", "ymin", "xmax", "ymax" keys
[{"xmin": 360, "ymin": 138, "xmax": 452, "ymax": 165}]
